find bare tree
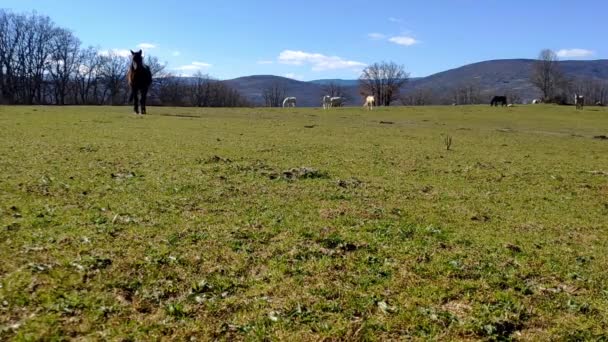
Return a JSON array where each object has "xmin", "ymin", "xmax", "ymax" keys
[
  {"xmin": 322, "ymin": 81, "xmax": 348, "ymax": 97},
  {"xmin": 74, "ymin": 47, "xmax": 103, "ymax": 104},
  {"xmin": 157, "ymin": 74, "xmax": 188, "ymax": 106},
  {"xmin": 98, "ymin": 51, "xmax": 129, "ymax": 105},
  {"xmin": 210, "ymin": 81, "xmax": 248, "ymax": 107},
  {"xmin": 359, "ymin": 61, "xmax": 409, "ymax": 106},
  {"xmin": 145, "ymin": 55, "xmax": 166, "ymax": 78},
  {"xmin": 530, "ymin": 49, "xmax": 565, "ymax": 102},
  {"xmin": 0, "ymin": 10, "xmax": 19, "ymax": 103},
  {"xmin": 450, "ymin": 81, "xmax": 482, "ymax": 105},
  {"xmin": 568, "ymin": 77, "xmax": 608, "ymax": 106},
  {"xmin": 505, "ymin": 91, "xmax": 522, "ymax": 104},
  {"xmin": 48, "ymin": 28, "xmax": 81, "ymax": 105},
  {"xmin": 262, "ymin": 81, "xmax": 287, "ymax": 107},
  {"xmin": 187, "ymin": 72, "xmax": 212, "ymax": 107},
  {"xmin": 20, "ymin": 13, "xmax": 57, "ymax": 104},
  {"xmin": 401, "ymin": 87, "xmax": 435, "ymax": 105}
]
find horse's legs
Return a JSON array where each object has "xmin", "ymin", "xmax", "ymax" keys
[
  {"xmin": 133, "ymin": 89, "xmax": 139, "ymax": 114},
  {"xmin": 130, "ymin": 88, "xmax": 138, "ymax": 114},
  {"xmin": 141, "ymin": 88, "xmax": 148, "ymax": 114}
]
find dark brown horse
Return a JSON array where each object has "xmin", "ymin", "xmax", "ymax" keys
[
  {"xmin": 127, "ymin": 50, "xmax": 152, "ymax": 114},
  {"xmin": 490, "ymin": 95, "xmax": 507, "ymax": 107}
]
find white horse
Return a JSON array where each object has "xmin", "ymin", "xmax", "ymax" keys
[
  {"xmin": 282, "ymin": 97, "xmax": 296, "ymax": 108},
  {"xmin": 574, "ymin": 94, "xmax": 584, "ymax": 109},
  {"xmin": 322, "ymin": 95, "xmax": 332, "ymax": 109},
  {"xmin": 330, "ymin": 97, "xmax": 345, "ymax": 107},
  {"xmin": 532, "ymin": 99, "xmax": 541, "ymax": 104},
  {"xmin": 363, "ymin": 95, "xmax": 375, "ymax": 110}
]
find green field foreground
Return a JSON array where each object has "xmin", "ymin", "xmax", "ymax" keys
[{"xmin": 0, "ymin": 105, "xmax": 607, "ymax": 340}]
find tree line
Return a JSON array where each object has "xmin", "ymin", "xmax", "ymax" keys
[
  {"xmin": 0, "ymin": 10, "xmax": 249, "ymax": 106},
  {"xmin": 1, "ymin": 10, "xmax": 605, "ymax": 107},
  {"xmin": 531, "ymin": 49, "xmax": 607, "ymax": 105}
]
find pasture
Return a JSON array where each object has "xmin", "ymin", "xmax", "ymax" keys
[{"xmin": 0, "ymin": 105, "xmax": 607, "ymax": 340}]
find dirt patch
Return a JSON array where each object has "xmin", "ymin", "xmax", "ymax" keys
[
  {"xmin": 205, "ymin": 155, "xmax": 232, "ymax": 164},
  {"xmin": 337, "ymin": 178, "xmax": 363, "ymax": 188},
  {"xmin": 593, "ymin": 135, "xmax": 608, "ymax": 140},
  {"xmin": 441, "ymin": 301, "xmax": 472, "ymax": 320},
  {"xmin": 282, "ymin": 167, "xmax": 328, "ymax": 180}
]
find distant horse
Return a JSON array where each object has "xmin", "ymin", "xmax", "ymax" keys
[
  {"xmin": 330, "ymin": 97, "xmax": 345, "ymax": 107},
  {"xmin": 490, "ymin": 96, "xmax": 507, "ymax": 107},
  {"xmin": 282, "ymin": 97, "xmax": 297, "ymax": 108},
  {"xmin": 574, "ymin": 94, "xmax": 584, "ymax": 109},
  {"xmin": 127, "ymin": 50, "xmax": 152, "ymax": 115},
  {"xmin": 322, "ymin": 95, "xmax": 332, "ymax": 109},
  {"xmin": 363, "ymin": 95, "xmax": 375, "ymax": 110},
  {"xmin": 532, "ymin": 99, "xmax": 541, "ymax": 104}
]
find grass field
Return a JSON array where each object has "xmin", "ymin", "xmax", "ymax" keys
[{"xmin": 1, "ymin": 104, "xmax": 607, "ymax": 340}]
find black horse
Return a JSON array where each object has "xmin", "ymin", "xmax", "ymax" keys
[
  {"xmin": 490, "ymin": 96, "xmax": 507, "ymax": 107},
  {"xmin": 127, "ymin": 50, "xmax": 152, "ymax": 114}
]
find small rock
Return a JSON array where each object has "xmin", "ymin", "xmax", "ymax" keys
[
  {"xmin": 70, "ymin": 262, "xmax": 85, "ymax": 272},
  {"xmin": 268, "ymin": 311, "xmax": 279, "ymax": 322},
  {"xmin": 377, "ymin": 301, "xmax": 395, "ymax": 314}
]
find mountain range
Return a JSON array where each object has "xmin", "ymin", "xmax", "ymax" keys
[{"xmin": 224, "ymin": 59, "xmax": 608, "ymax": 106}]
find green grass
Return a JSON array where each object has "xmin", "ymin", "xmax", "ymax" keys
[{"xmin": 1, "ymin": 104, "xmax": 607, "ymax": 340}]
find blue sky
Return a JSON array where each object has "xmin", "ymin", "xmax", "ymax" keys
[{"xmin": 3, "ymin": 0, "xmax": 607, "ymax": 80}]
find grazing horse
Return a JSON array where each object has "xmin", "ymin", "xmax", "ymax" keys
[
  {"xmin": 363, "ymin": 95, "xmax": 375, "ymax": 110},
  {"xmin": 490, "ymin": 96, "xmax": 507, "ymax": 107},
  {"xmin": 322, "ymin": 95, "xmax": 332, "ymax": 109},
  {"xmin": 575, "ymin": 94, "xmax": 584, "ymax": 109},
  {"xmin": 532, "ymin": 99, "xmax": 541, "ymax": 104},
  {"xmin": 330, "ymin": 97, "xmax": 345, "ymax": 107},
  {"xmin": 282, "ymin": 97, "xmax": 297, "ymax": 108},
  {"xmin": 127, "ymin": 50, "xmax": 152, "ymax": 115}
]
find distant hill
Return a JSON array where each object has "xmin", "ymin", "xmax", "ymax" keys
[
  {"xmin": 309, "ymin": 79, "xmax": 359, "ymax": 87},
  {"xmin": 222, "ymin": 59, "xmax": 608, "ymax": 106}
]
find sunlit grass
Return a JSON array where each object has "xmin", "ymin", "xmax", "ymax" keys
[{"xmin": 1, "ymin": 104, "xmax": 607, "ymax": 340}]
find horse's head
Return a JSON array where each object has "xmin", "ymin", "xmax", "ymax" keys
[{"xmin": 130, "ymin": 49, "xmax": 143, "ymax": 70}]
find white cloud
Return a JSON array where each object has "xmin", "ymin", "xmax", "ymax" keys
[
  {"xmin": 174, "ymin": 61, "xmax": 212, "ymax": 71},
  {"xmin": 388, "ymin": 17, "xmax": 403, "ymax": 23},
  {"xmin": 388, "ymin": 35, "xmax": 419, "ymax": 46},
  {"xmin": 257, "ymin": 60, "xmax": 274, "ymax": 65},
  {"xmin": 368, "ymin": 33, "xmax": 386, "ymax": 40},
  {"xmin": 172, "ymin": 51, "xmax": 181, "ymax": 57},
  {"xmin": 98, "ymin": 49, "xmax": 131, "ymax": 57},
  {"xmin": 283, "ymin": 73, "xmax": 303, "ymax": 80},
  {"xmin": 556, "ymin": 48, "xmax": 594, "ymax": 58},
  {"xmin": 137, "ymin": 43, "xmax": 157, "ymax": 49},
  {"xmin": 278, "ymin": 50, "xmax": 366, "ymax": 71}
]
